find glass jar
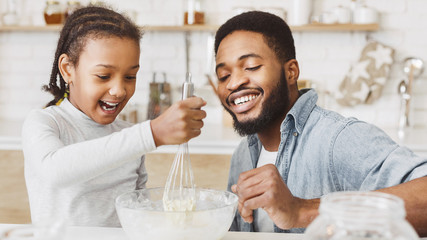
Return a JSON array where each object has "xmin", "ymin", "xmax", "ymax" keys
[
  {"xmin": 44, "ymin": 1, "xmax": 64, "ymax": 24},
  {"xmin": 65, "ymin": 1, "xmax": 81, "ymax": 20},
  {"xmin": 184, "ymin": 0, "xmax": 205, "ymax": 25},
  {"xmin": 304, "ymin": 191, "xmax": 419, "ymax": 240}
]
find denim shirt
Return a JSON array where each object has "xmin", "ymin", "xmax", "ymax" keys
[{"xmin": 227, "ymin": 89, "xmax": 427, "ymax": 233}]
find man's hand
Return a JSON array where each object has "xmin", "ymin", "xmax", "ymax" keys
[
  {"xmin": 231, "ymin": 164, "xmax": 319, "ymax": 229},
  {"xmin": 150, "ymin": 97, "xmax": 206, "ymax": 147}
]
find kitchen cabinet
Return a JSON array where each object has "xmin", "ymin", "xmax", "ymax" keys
[{"xmin": 0, "ymin": 150, "xmax": 30, "ymax": 224}]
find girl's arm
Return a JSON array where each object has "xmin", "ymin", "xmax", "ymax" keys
[{"xmin": 22, "ymin": 110, "xmax": 156, "ymax": 188}]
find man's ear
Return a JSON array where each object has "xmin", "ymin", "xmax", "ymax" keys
[
  {"xmin": 58, "ymin": 53, "xmax": 73, "ymax": 85},
  {"xmin": 284, "ymin": 59, "xmax": 300, "ymax": 85}
]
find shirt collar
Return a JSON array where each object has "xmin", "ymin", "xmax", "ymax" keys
[
  {"xmin": 282, "ymin": 88, "xmax": 318, "ymax": 134},
  {"xmin": 246, "ymin": 88, "xmax": 318, "ymax": 145},
  {"xmin": 59, "ymin": 98, "xmax": 105, "ymax": 128}
]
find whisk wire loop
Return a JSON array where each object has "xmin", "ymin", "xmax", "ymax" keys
[{"xmin": 163, "ymin": 73, "xmax": 196, "ymax": 211}]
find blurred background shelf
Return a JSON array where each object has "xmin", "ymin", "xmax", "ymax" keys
[
  {"xmin": 0, "ymin": 24, "xmax": 63, "ymax": 31},
  {"xmin": 0, "ymin": 23, "xmax": 379, "ymax": 32},
  {"xmin": 292, "ymin": 23, "xmax": 379, "ymax": 31}
]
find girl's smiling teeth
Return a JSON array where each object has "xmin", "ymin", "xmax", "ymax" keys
[
  {"xmin": 234, "ymin": 94, "xmax": 258, "ymax": 105},
  {"xmin": 99, "ymin": 100, "xmax": 119, "ymax": 111}
]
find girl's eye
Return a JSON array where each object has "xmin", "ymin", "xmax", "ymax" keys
[
  {"xmin": 97, "ymin": 75, "xmax": 110, "ymax": 80},
  {"xmin": 125, "ymin": 76, "xmax": 137, "ymax": 81},
  {"xmin": 246, "ymin": 65, "xmax": 261, "ymax": 71}
]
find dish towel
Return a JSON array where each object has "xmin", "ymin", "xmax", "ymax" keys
[{"xmin": 336, "ymin": 41, "xmax": 395, "ymax": 106}]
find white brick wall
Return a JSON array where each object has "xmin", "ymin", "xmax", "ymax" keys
[{"xmin": 0, "ymin": 0, "xmax": 426, "ymax": 130}]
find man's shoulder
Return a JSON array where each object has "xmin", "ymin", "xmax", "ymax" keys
[
  {"xmin": 290, "ymin": 89, "xmax": 358, "ymax": 133},
  {"xmin": 295, "ymin": 105, "xmax": 364, "ymax": 147},
  {"xmin": 308, "ymin": 105, "xmax": 358, "ymax": 129}
]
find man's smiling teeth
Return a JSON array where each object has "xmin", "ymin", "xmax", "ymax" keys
[
  {"xmin": 234, "ymin": 95, "xmax": 258, "ymax": 105},
  {"xmin": 100, "ymin": 100, "xmax": 119, "ymax": 111}
]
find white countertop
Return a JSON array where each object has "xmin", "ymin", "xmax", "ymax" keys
[
  {"xmin": 0, "ymin": 119, "xmax": 426, "ymax": 156},
  {"xmin": 1, "ymin": 224, "xmax": 426, "ymax": 240},
  {"xmin": 0, "ymin": 224, "xmax": 303, "ymax": 240}
]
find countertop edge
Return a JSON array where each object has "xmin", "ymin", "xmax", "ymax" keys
[{"xmin": 0, "ymin": 136, "xmax": 22, "ymax": 151}]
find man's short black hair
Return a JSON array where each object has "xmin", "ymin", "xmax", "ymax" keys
[{"xmin": 214, "ymin": 11, "xmax": 296, "ymax": 63}]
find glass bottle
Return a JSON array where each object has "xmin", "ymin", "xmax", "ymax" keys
[
  {"xmin": 304, "ymin": 191, "xmax": 419, "ymax": 240},
  {"xmin": 147, "ymin": 72, "xmax": 171, "ymax": 120},
  {"xmin": 44, "ymin": 1, "xmax": 64, "ymax": 24},
  {"xmin": 184, "ymin": 0, "xmax": 205, "ymax": 25},
  {"xmin": 65, "ymin": 1, "xmax": 81, "ymax": 20}
]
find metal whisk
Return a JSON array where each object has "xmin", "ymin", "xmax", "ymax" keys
[{"xmin": 163, "ymin": 73, "xmax": 196, "ymax": 211}]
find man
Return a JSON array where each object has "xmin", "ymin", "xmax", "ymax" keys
[{"xmin": 214, "ymin": 11, "xmax": 427, "ymax": 235}]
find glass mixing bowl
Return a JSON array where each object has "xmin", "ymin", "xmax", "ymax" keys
[{"xmin": 115, "ymin": 187, "xmax": 238, "ymax": 240}]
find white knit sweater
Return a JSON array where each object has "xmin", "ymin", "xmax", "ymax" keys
[{"xmin": 22, "ymin": 98, "xmax": 156, "ymax": 227}]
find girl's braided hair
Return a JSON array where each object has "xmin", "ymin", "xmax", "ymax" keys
[{"xmin": 43, "ymin": 5, "xmax": 142, "ymax": 107}]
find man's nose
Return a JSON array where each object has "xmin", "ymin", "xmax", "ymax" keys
[{"xmin": 226, "ymin": 71, "xmax": 249, "ymax": 91}]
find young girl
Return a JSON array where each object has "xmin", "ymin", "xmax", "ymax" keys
[{"xmin": 21, "ymin": 5, "xmax": 206, "ymax": 227}]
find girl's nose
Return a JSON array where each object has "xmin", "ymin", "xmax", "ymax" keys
[{"xmin": 109, "ymin": 81, "xmax": 126, "ymax": 98}]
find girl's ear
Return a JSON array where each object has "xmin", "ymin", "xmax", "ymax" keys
[{"xmin": 58, "ymin": 54, "xmax": 73, "ymax": 84}]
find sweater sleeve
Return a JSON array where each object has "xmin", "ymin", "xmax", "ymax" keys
[{"xmin": 22, "ymin": 110, "xmax": 156, "ymax": 188}]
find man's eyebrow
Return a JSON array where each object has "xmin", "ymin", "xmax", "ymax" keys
[
  {"xmin": 215, "ymin": 63, "xmax": 225, "ymax": 73},
  {"xmin": 239, "ymin": 53, "xmax": 263, "ymax": 61},
  {"xmin": 215, "ymin": 53, "xmax": 262, "ymax": 73}
]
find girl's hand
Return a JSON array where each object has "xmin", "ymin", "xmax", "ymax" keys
[{"xmin": 150, "ymin": 97, "xmax": 207, "ymax": 147}]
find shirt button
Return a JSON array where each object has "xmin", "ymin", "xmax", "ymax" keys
[{"xmin": 293, "ymin": 132, "xmax": 298, "ymax": 137}]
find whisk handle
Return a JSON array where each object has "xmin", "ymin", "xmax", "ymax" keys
[{"xmin": 182, "ymin": 72, "xmax": 194, "ymax": 100}]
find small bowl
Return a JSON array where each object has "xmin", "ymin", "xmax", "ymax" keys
[{"xmin": 115, "ymin": 187, "xmax": 238, "ymax": 240}]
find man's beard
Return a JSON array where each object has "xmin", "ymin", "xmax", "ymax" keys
[{"xmin": 223, "ymin": 68, "xmax": 290, "ymax": 136}]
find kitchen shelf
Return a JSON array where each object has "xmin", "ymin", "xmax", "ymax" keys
[
  {"xmin": 0, "ymin": 23, "xmax": 379, "ymax": 32},
  {"xmin": 0, "ymin": 24, "xmax": 64, "ymax": 32},
  {"xmin": 0, "ymin": 24, "xmax": 219, "ymax": 32},
  {"xmin": 292, "ymin": 23, "xmax": 379, "ymax": 32}
]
